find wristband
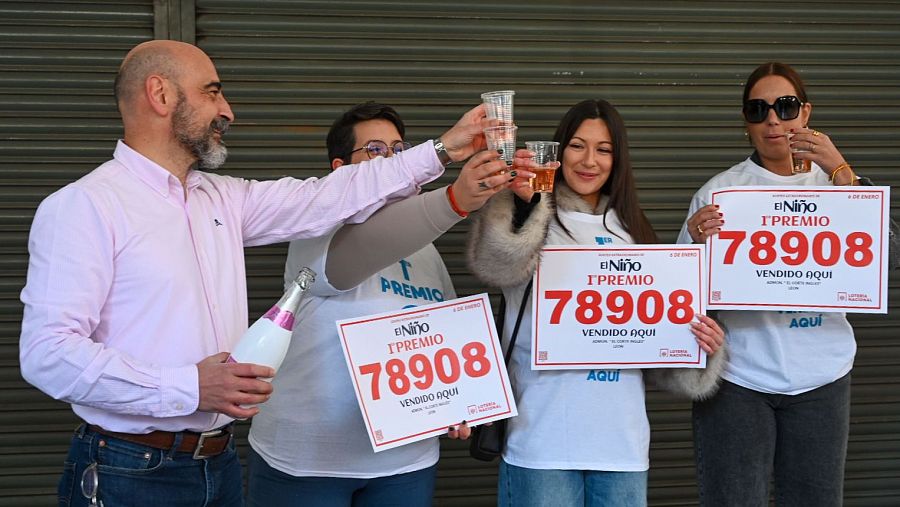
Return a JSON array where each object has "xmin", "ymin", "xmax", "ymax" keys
[
  {"xmin": 433, "ymin": 138, "xmax": 453, "ymax": 167},
  {"xmin": 446, "ymin": 185, "xmax": 468, "ymax": 218}
]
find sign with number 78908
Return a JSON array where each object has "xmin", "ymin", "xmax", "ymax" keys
[
  {"xmin": 532, "ymin": 245, "xmax": 708, "ymax": 370},
  {"xmin": 706, "ymin": 185, "xmax": 889, "ymax": 313}
]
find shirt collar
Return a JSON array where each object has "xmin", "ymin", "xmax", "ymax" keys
[
  {"xmin": 749, "ymin": 150, "xmax": 764, "ymax": 167},
  {"xmin": 113, "ymin": 140, "xmax": 204, "ymax": 197}
]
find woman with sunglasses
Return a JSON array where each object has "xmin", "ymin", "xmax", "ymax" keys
[
  {"xmin": 468, "ymin": 99, "xmax": 726, "ymax": 507},
  {"xmin": 677, "ymin": 62, "xmax": 881, "ymax": 506}
]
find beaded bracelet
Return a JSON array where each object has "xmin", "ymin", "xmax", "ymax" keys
[{"xmin": 446, "ymin": 185, "xmax": 468, "ymax": 218}]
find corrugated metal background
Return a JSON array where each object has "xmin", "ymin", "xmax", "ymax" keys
[
  {"xmin": 0, "ymin": 2, "xmax": 154, "ymax": 505},
  {"xmin": 1, "ymin": 0, "xmax": 898, "ymax": 505}
]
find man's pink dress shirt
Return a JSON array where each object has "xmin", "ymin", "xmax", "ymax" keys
[{"xmin": 20, "ymin": 140, "xmax": 443, "ymax": 433}]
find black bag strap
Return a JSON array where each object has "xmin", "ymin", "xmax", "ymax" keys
[
  {"xmin": 495, "ymin": 290, "xmax": 507, "ymax": 342},
  {"xmin": 502, "ymin": 278, "xmax": 533, "ymax": 365}
]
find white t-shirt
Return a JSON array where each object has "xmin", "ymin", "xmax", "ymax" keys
[
  {"xmin": 676, "ymin": 157, "xmax": 855, "ymax": 395},
  {"xmin": 502, "ymin": 208, "xmax": 650, "ymax": 471},
  {"xmin": 248, "ymin": 230, "xmax": 456, "ymax": 478}
]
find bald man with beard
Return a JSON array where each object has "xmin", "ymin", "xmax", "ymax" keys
[{"xmin": 19, "ymin": 40, "xmax": 500, "ymax": 506}]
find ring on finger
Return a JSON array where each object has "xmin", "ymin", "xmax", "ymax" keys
[
  {"xmin": 478, "ymin": 180, "xmax": 489, "ymax": 190},
  {"xmin": 696, "ymin": 224, "xmax": 703, "ymax": 235},
  {"xmin": 812, "ymin": 130, "xmax": 821, "ymax": 137}
]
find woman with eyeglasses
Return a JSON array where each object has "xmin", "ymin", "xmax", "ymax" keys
[
  {"xmin": 677, "ymin": 62, "xmax": 880, "ymax": 507},
  {"xmin": 467, "ymin": 99, "xmax": 726, "ymax": 507}
]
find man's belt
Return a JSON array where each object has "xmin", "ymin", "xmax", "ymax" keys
[{"xmin": 87, "ymin": 424, "xmax": 233, "ymax": 459}]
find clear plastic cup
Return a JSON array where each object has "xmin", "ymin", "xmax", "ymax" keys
[
  {"xmin": 484, "ymin": 126, "xmax": 518, "ymax": 165},
  {"xmin": 481, "ymin": 90, "xmax": 515, "ymax": 126},
  {"xmin": 525, "ymin": 141, "xmax": 559, "ymax": 192},
  {"xmin": 786, "ymin": 132, "xmax": 811, "ymax": 174}
]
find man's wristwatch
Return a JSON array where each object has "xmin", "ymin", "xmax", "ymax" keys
[{"xmin": 433, "ymin": 138, "xmax": 453, "ymax": 166}]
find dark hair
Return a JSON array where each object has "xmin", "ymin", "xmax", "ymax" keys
[
  {"xmin": 551, "ymin": 99, "xmax": 658, "ymax": 244},
  {"xmin": 326, "ymin": 101, "xmax": 406, "ymax": 164},
  {"xmin": 743, "ymin": 62, "xmax": 809, "ymax": 104}
]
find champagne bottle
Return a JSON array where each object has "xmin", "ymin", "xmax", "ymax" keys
[{"xmin": 228, "ymin": 267, "xmax": 316, "ymax": 373}]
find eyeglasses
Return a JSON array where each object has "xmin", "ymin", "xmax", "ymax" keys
[
  {"xmin": 350, "ymin": 140, "xmax": 413, "ymax": 159},
  {"xmin": 742, "ymin": 95, "xmax": 803, "ymax": 124}
]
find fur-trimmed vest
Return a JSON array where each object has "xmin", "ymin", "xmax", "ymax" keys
[{"xmin": 466, "ymin": 183, "xmax": 727, "ymax": 400}]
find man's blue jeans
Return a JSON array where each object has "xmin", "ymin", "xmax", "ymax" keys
[
  {"xmin": 246, "ymin": 447, "xmax": 437, "ymax": 507},
  {"xmin": 57, "ymin": 423, "xmax": 242, "ymax": 507},
  {"xmin": 693, "ymin": 374, "xmax": 851, "ymax": 507},
  {"xmin": 497, "ymin": 460, "xmax": 648, "ymax": 507}
]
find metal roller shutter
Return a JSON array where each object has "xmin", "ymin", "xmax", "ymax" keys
[
  {"xmin": 194, "ymin": 1, "xmax": 900, "ymax": 505},
  {"xmin": 2, "ymin": 0, "xmax": 898, "ymax": 504},
  {"xmin": 0, "ymin": 2, "xmax": 155, "ymax": 504}
]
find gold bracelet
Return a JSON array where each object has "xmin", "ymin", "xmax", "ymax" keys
[{"xmin": 829, "ymin": 162, "xmax": 854, "ymax": 184}]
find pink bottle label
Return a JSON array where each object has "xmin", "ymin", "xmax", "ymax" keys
[{"xmin": 262, "ymin": 306, "xmax": 295, "ymax": 331}]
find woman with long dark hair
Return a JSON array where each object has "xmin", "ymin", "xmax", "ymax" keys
[{"xmin": 468, "ymin": 99, "xmax": 726, "ymax": 506}]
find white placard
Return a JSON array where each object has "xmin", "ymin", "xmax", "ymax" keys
[
  {"xmin": 707, "ymin": 186, "xmax": 889, "ymax": 313},
  {"xmin": 336, "ymin": 294, "xmax": 517, "ymax": 452},
  {"xmin": 533, "ymin": 245, "xmax": 707, "ymax": 370}
]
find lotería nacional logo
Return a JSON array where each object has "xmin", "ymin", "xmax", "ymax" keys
[
  {"xmin": 660, "ymin": 348, "xmax": 692, "ymax": 358},
  {"xmin": 838, "ymin": 291, "xmax": 871, "ymax": 303},
  {"xmin": 469, "ymin": 401, "xmax": 501, "ymax": 414}
]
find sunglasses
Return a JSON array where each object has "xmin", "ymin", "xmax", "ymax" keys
[
  {"xmin": 350, "ymin": 140, "xmax": 413, "ymax": 159},
  {"xmin": 742, "ymin": 95, "xmax": 803, "ymax": 123}
]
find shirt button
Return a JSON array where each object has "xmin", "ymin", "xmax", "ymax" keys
[{"xmin": 175, "ymin": 403, "xmax": 184, "ymax": 411}]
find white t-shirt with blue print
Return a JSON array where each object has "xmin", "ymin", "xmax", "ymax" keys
[
  {"xmin": 677, "ymin": 157, "xmax": 855, "ymax": 395},
  {"xmin": 502, "ymin": 208, "xmax": 650, "ymax": 472},
  {"xmin": 249, "ymin": 228, "xmax": 456, "ymax": 478}
]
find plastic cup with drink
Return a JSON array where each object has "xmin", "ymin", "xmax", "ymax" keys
[
  {"xmin": 786, "ymin": 132, "xmax": 812, "ymax": 174},
  {"xmin": 525, "ymin": 141, "xmax": 559, "ymax": 192},
  {"xmin": 484, "ymin": 125, "xmax": 518, "ymax": 166}
]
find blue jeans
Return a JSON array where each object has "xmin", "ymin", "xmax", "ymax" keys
[
  {"xmin": 58, "ymin": 423, "xmax": 242, "ymax": 507},
  {"xmin": 246, "ymin": 447, "xmax": 437, "ymax": 507},
  {"xmin": 497, "ymin": 460, "xmax": 647, "ymax": 507},
  {"xmin": 693, "ymin": 374, "xmax": 850, "ymax": 507}
]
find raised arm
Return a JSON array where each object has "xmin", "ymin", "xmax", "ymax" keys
[
  {"xmin": 326, "ymin": 149, "xmax": 535, "ymax": 290},
  {"xmin": 240, "ymin": 104, "xmax": 506, "ymax": 246}
]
